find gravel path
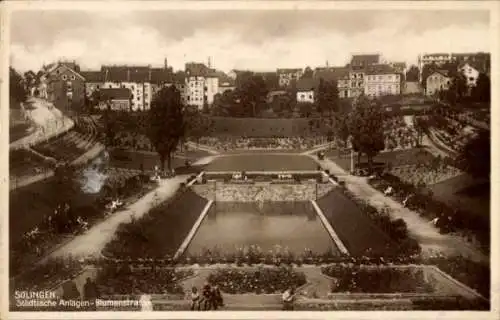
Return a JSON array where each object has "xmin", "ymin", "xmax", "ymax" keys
[{"xmin": 44, "ymin": 175, "xmax": 191, "ymax": 260}]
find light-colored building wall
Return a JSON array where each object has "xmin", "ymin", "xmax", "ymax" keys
[
  {"xmin": 205, "ymin": 76, "xmax": 219, "ymax": 106},
  {"xmin": 425, "ymin": 72, "xmax": 451, "ymax": 96},
  {"xmin": 186, "ymin": 76, "xmax": 205, "ymax": 109},
  {"xmin": 296, "ymin": 90, "xmax": 315, "ymax": 103},
  {"xmin": 364, "ymin": 73, "xmax": 401, "ymax": 97},
  {"xmin": 459, "ymin": 63, "xmax": 480, "ymax": 87},
  {"xmin": 102, "ymin": 81, "xmax": 152, "ymax": 111}
]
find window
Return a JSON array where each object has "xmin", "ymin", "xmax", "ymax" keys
[
  {"xmin": 137, "ymin": 97, "xmax": 140, "ymax": 101},
  {"xmin": 62, "ymin": 75, "xmax": 67, "ymax": 80},
  {"xmin": 70, "ymin": 75, "xmax": 76, "ymax": 80},
  {"xmin": 309, "ymin": 94, "xmax": 313, "ymax": 99},
  {"xmin": 109, "ymin": 85, "xmax": 112, "ymax": 88},
  {"xmin": 97, "ymin": 85, "xmax": 100, "ymax": 89},
  {"xmin": 300, "ymin": 94, "xmax": 305, "ymax": 99},
  {"xmin": 469, "ymin": 77, "xmax": 474, "ymax": 82}
]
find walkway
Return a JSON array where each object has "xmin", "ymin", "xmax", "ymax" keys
[
  {"xmin": 45, "ymin": 175, "xmax": 190, "ymax": 261},
  {"xmin": 311, "ymin": 155, "xmax": 488, "ymax": 263},
  {"xmin": 10, "ymin": 97, "xmax": 74, "ymax": 150}
]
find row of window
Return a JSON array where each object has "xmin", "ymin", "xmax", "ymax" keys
[
  {"xmin": 365, "ymin": 75, "xmax": 399, "ymax": 81},
  {"xmin": 61, "ymin": 74, "xmax": 76, "ymax": 81}
]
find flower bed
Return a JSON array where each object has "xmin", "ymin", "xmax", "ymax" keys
[
  {"xmin": 368, "ymin": 173, "xmax": 489, "ymax": 250},
  {"xmin": 11, "ymin": 257, "xmax": 84, "ymax": 292},
  {"xmin": 322, "ymin": 265, "xmax": 433, "ymax": 293},
  {"xmin": 323, "ymin": 182, "xmax": 421, "ymax": 258},
  {"xmin": 423, "ymin": 256, "xmax": 490, "ymax": 299},
  {"xmin": 95, "ymin": 264, "xmax": 192, "ymax": 296},
  {"xmin": 207, "ymin": 267, "xmax": 306, "ymax": 294},
  {"xmin": 102, "ymin": 188, "xmax": 208, "ymax": 259}
]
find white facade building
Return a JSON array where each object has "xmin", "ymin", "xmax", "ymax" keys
[{"xmin": 364, "ymin": 65, "xmax": 401, "ymax": 97}]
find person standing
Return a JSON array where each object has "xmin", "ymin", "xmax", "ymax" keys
[
  {"xmin": 83, "ymin": 277, "xmax": 99, "ymax": 310},
  {"xmin": 190, "ymin": 287, "xmax": 201, "ymax": 311},
  {"xmin": 211, "ymin": 285, "xmax": 223, "ymax": 310},
  {"xmin": 201, "ymin": 282, "xmax": 212, "ymax": 311}
]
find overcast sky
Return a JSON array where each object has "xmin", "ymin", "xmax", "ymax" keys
[{"xmin": 10, "ymin": 9, "xmax": 490, "ymax": 73}]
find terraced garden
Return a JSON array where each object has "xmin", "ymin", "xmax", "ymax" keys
[{"xmin": 204, "ymin": 154, "xmax": 318, "ymax": 171}]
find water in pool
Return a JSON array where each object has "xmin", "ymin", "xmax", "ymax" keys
[{"xmin": 185, "ymin": 201, "xmax": 339, "ymax": 256}]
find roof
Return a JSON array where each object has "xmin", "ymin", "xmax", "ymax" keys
[
  {"xmin": 47, "ymin": 63, "xmax": 85, "ymax": 81},
  {"xmin": 173, "ymin": 71, "xmax": 186, "ymax": 83},
  {"xmin": 365, "ymin": 64, "xmax": 398, "ymax": 75},
  {"xmin": 80, "ymin": 71, "xmax": 104, "ymax": 82},
  {"xmin": 428, "ymin": 70, "xmax": 450, "ymax": 78},
  {"xmin": 150, "ymin": 68, "xmax": 174, "ymax": 84},
  {"xmin": 423, "ymin": 53, "xmax": 450, "ymax": 57},
  {"xmin": 103, "ymin": 66, "xmax": 129, "ymax": 82},
  {"xmin": 392, "ymin": 62, "xmax": 407, "ymax": 69},
  {"xmin": 99, "ymin": 88, "xmax": 132, "ymax": 100},
  {"xmin": 314, "ymin": 67, "xmax": 349, "ymax": 81},
  {"xmin": 458, "ymin": 61, "xmax": 488, "ymax": 74},
  {"xmin": 185, "ymin": 63, "xmax": 209, "ymax": 77},
  {"xmin": 296, "ymin": 78, "xmax": 318, "ymax": 91},
  {"xmin": 351, "ymin": 54, "xmax": 380, "ymax": 66},
  {"xmin": 277, "ymin": 68, "xmax": 302, "ymax": 74}
]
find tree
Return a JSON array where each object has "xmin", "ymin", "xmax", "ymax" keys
[
  {"xmin": 10, "ymin": 67, "xmax": 27, "ymax": 104},
  {"xmin": 413, "ymin": 116, "xmax": 427, "ymax": 146},
  {"xmin": 405, "ymin": 65, "xmax": 419, "ymax": 82},
  {"xmin": 471, "ymin": 73, "xmax": 490, "ymax": 103},
  {"xmin": 334, "ymin": 111, "xmax": 350, "ymax": 148},
  {"xmin": 237, "ymin": 75, "xmax": 269, "ymax": 117},
  {"xmin": 456, "ymin": 130, "xmax": 490, "ymax": 179},
  {"xmin": 297, "ymin": 102, "xmax": 313, "ymax": 118},
  {"xmin": 147, "ymin": 86, "xmax": 185, "ymax": 171},
  {"xmin": 184, "ymin": 106, "xmax": 213, "ymax": 144},
  {"xmin": 348, "ymin": 97, "xmax": 385, "ymax": 172},
  {"xmin": 446, "ymin": 73, "xmax": 468, "ymax": 104},
  {"xmin": 302, "ymin": 66, "xmax": 313, "ymax": 79},
  {"xmin": 316, "ymin": 78, "xmax": 339, "ymax": 117}
]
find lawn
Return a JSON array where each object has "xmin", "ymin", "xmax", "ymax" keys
[
  {"xmin": 204, "ymin": 154, "xmax": 318, "ymax": 171},
  {"xmin": 316, "ymin": 190, "xmax": 396, "ymax": 257}
]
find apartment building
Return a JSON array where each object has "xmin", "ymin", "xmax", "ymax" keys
[
  {"xmin": 425, "ymin": 70, "xmax": 451, "ymax": 96},
  {"xmin": 364, "ymin": 64, "xmax": 401, "ymax": 97},
  {"xmin": 45, "ymin": 62, "xmax": 86, "ymax": 111},
  {"xmin": 277, "ymin": 68, "xmax": 303, "ymax": 88}
]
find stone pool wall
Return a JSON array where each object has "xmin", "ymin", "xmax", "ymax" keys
[{"xmin": 191, "ymin": 182, "xmax": 334, "ymax": 202}]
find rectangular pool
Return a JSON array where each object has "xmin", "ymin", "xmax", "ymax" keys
[{"xmin": 185, "ymin": 201, "xmax": 339, "ymax": 256}]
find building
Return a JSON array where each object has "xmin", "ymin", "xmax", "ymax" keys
[
  {"xmin": 425, "ymin": 70, "xmax": 451, "ymax": 96},
  {"xmin": 350, "ymin": 54, "xmax": 380, "ymax": 68},
  {"xmin": 403, "ymin": 81, "xmax": 423, "ymax": 95},
  {"xmin": 364, "ymin": 64, "xmax": 401, "ymax": 97},
  {"xmin": 80, "ymin": 71, "xmax": 105, "ymax": 98},
  {"xmin": 185, "ymin": 62, "xmax": 209, "ymax": 109},
  {"xmin": 348, "ymin": 66, "xmax": 365, "ymax": 98},
  {"xmin": 97, "ymin": 88, "xmax": 132, "ymax": 111},
  {"xmin": 296, "ymin": 78, "xmax": 317, "ymax": 103},
  {"xmin": 313, "ymin": 67, "xmax": 350, "ymax": 98},
  {"xmin": 277, "ymin": 68, "xmax": 303, "ymax": 88},
  {"xmin": 45, "ymin": 63, "xmax": 86, "ymax": 111},
  {"xmin": 205, "ymin": 71, "xmax": 220, "ymax": 106},
  {"xmin": 458, "ymin": 62, "xmax": 480, "ymax": 88}
]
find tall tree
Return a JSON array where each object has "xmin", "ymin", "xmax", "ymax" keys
[
  {"xmin": 238, "ymin": 75, "xmax": 269, "ymax": 117},
  {"xmin": 471, "ymin": 73, "xmax": 490, "ymax": 103},
  {"xmin": 316, "ymin": 78, "xmax": 339, "ymax": 117},
  {"xmin": 456, "ymin": 130, "xmax": 490, "ymax": 179},
  {"xmin": 10, "ymin": 67, "xmax": 27, "ymax": 105},
  {"xmin": 405, "ymin": 65, "xmax": 419, "ymax": 82},
  {"xmin": 348, "ymin": 97, "xmax": 385, "ymax": 172},
  {"xmin": 147, "ymin": 86, "xmax": 185, "ymax": 171},
  {"xmin": 184, "ymin": 106, "xmax": 213, "ymax": 144},
  {"xmin": 302, "ymin": 66, "xmax": 313, "ymax": 79},
  {"xmin": 446, "ymin": 73, "xmax": 468, "ymax": 104}
]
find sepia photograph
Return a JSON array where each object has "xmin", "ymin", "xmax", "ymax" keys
[{"xmin": 2, "ymin": 0, "xmax": 497, "ymax": 317}]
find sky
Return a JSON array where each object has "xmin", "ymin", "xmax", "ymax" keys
[{"xmin": 10, "ymin": 9, "xmax": 490, "ymax": 73}]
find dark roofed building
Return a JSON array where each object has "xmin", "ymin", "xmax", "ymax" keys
[
  {"xmin": 185, "ymin": 62, "xmax": 209, "ymax": 77},
  {"xmin": 81, "ymin": 71, "xmax": 104, "ymax": 82},
  {"xmin": 350, "ymin": 54, "xmax": 380, "ymax": 67},
  {"xmin": 365, "ymin": 64, "xmax": 397, "ymax": 75},
  {"xmin": 277, "ymin": 68, "xmax": 303, "ymax": 87}
]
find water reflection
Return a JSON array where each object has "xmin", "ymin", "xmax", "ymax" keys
[{"xmin": 186, "ymin": 201, "xmax": 336, "ymax": 256}]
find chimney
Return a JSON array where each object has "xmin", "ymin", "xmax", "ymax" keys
[
  {"xmin": 164, "ymin": 58, "xmax": 168, "ymax": 69},
  {"xmin": 127, "ymin": 69, "xmax": 130, "ymax": 82},
  {"xmin": 208, "ymin": 57, "xmax": 211, "ymax": 68}
]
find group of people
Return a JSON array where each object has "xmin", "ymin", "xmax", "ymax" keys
[{"xmin": 190, "ymin": 283, "xmax": 224, "ymax": 311}]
